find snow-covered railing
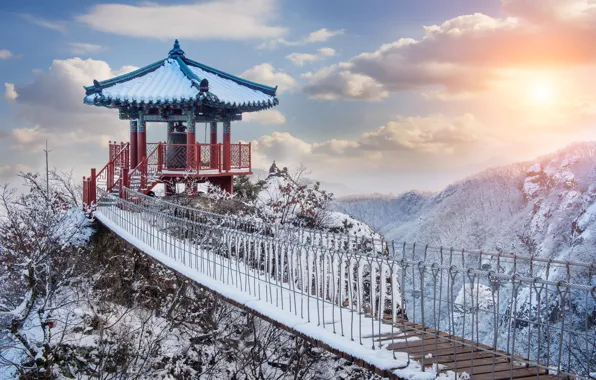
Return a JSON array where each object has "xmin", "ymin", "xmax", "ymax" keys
[
  {"xmin": 119, "ymin": 188, "xmax": 596, "ymax": 279},
  {"xmin": 95, "ymin": 190, "xmax": 596, "ymax": 378},
  {"xmin": 121, "ymin": 187, "xmax": 388, "ymax": 255}
]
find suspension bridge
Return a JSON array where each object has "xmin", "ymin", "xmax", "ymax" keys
[{"xmin": 88, "ymin": 187, "xmax": 596, "ymax": 380}]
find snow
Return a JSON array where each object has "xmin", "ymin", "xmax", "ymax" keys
[
  {"xmin": 160, "ymin": 168, "xmax": 250, "ymax": 175},
  {"xmin": 99, "ymin": 59, "xmax": 196, "ymax": 103},
  {"xmin": 527, "ymin": 163, "xmax": 541, "ymax": 174},
  {"xmin": 188, "ymin": 64, "xmax": 275, "ymax": 105},
  {"xmin": 93, "ymin": 205, "xmax": 418, "ymax": 372},
  {"xmin": 454, "ymin": 283, "xmax": 494, "ymax": 312},
  {"xmin": 85, "ymin": 58, "xmax": 276, "ymax": 106}
]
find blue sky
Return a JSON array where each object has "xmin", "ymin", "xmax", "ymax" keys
[{"xmin": 1, "ymin": 0, "xmax": 596, "ymax": 194}]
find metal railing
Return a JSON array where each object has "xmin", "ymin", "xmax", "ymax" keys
[{"xmin": 95, "ymin": 189, "xmax": 596, "ymax": 378}]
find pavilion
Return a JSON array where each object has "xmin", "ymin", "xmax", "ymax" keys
[{"xmin": 82, "ymin": 40, "xmax": 278, "ymax": 205}]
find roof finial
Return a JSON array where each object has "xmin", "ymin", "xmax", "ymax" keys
[{"xmin": 168, "ymin": 39, "xmax": 185, "ymax": 57}]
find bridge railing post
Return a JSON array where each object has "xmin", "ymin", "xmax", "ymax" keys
[{"xmin": 120, "ymin": 168, "xmax": 128, "ymax": 199}]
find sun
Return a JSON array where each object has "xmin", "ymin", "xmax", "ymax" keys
[{"xmin": 529, "ymin": 81, "xmax": 555, "ymax": 105}]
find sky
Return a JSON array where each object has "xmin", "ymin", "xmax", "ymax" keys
[{"xmin": 1, "ymin": 0, "xmax": 596, "ymax": 195}]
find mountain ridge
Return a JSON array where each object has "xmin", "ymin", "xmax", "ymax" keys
[{"xmin": 334, "ymin": 141, "xmax": 596, "ymax": 265}]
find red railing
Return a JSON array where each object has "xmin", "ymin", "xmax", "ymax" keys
[
  {"xmin": 83, "ymin": 142, "xmax": 251, "ymax": 210},
  {"xmin": 158, "ymin": 143, "xmax": 251, "ymax": 173},
  {"xmin": 230, "ymin": 143, "xmax": 251, "ymax": 171},
  {"xmin": 160, "ymin": 143, "xmax": 223, "ymax": 173},
  {"xmin": 128, "ymin": 143, "xmax": 160, "ymax": 192},
  {"xmin": 83, "ymin": 142, "xmax": 130, "ymax": 210}
]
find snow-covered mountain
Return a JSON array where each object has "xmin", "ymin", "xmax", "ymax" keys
[
  {"xmin": 335, "ymin": 142, "xmax": 596, "ymax": 266},
  {"xmin": 335, "ymin": 142, "xmax": 596, "ymax": 373}
]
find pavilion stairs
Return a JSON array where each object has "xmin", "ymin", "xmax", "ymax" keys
[{"xmin": 85, "ymin": 142, "xmax": 227, "ymax": 209}]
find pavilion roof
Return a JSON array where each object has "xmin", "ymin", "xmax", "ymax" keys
[{"xmin": 83, "ymin": 40, "xmax": 278, "ymax": 113}]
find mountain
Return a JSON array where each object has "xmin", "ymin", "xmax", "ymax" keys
[
  {"xmin": 334, "ymin": 142, "xmax": 596, "ymax": 374},
  {"xmin": 334, "ymin": 141, "xmax": 596, "ymax": 266}
]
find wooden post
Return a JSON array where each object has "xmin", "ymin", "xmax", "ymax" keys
[
  {"xmin": 120, "ymin": 168, "xmax": 128, "ymax": 199},
  {"xmin": 130, "ymin": 121, "xmax": 138, "ymax": 169},
  {"xmin": 248, "ymin": 142, "xmax": 252, "ymax": 171},
  {"xmin": 137, "ymin": 117, "xmax": 146, "ymax": 167},
  {"xmin": 140, "ymin": 156, "xmax": 147, "ymax": 190},
  {"xmin": 157, "ymin": 142, "xmax": 163, "ymax": 172},
  {"xmin": 223, "ymin": 120, "xmax": 231, "ymax": 171},
  {"xmin": 107, "ymin": 162, "xmax": 113, "ymax": 191},
  {"xmin": 210, "ymin": 121, "xmax": 218, "ymax": 170},
  {"xmin": 90, "ymin": 168, "xmax": 96, "ymax": 206},
  {"xmin": 187, "ymin": 115, "xmax": 196, "ymax": 171},
  {"xmin": 82, "ymin": 176, "xmax": 87, "ymax": 209}
]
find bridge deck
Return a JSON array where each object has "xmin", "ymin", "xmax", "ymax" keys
[
  {"xmin": 92, "ymin": 194, "xmax": 588, "ymax": 379},
  {"xmin": 385, "ymin": 319, "xmax": 567, "ymax": 379}
]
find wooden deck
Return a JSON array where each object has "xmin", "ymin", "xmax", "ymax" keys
[{"xmin": 385, "ymin": 318, "xmax": 569, "ymax": 379}]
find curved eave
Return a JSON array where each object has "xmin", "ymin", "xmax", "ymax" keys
[
  {"xmin": 182, "ymin": 57, "xmax": 277, "ymax": 97},
  {"xmin": 84, "ymin": 94, "xmax": 279, "ymax": 112},
  {"xmin": 84, "ymin": 59, "xmax": 166, "ymax": 95}
]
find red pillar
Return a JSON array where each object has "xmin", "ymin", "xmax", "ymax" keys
[
  {"xmin": 209, "ymin": 121, "xmax": 218, "ymax": 170},
  {"xmin": 223, "ymin": 120, "xmax": 231, "ymax": 171},
  {"xmin": 137, "ymin": 118, "xmax": 146, "ymax": 166},
  {"xmin": 187, "ymin": 118, "xmax": 196, "ymax": 171},
  {"xmin": 90, "ymin": 168, "xmax": 96, "ymax": 206},
  {"xmin": 130, "ymin": 121, "xmax": 138, "ymax": 169},
  {"xmin": 157, "ymin": 142, "xmax": 163, "ymax": 172},
  {"xmin": 120, "ymin": 168, "xmax": 128, "ymax": 199}
]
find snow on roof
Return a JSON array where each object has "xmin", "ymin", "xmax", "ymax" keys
[
  {"xmin": 99, "ymin": 59, "xmax": 196, "ymax": 104},
  {"xmin": 83, "ymin": 40, "xmax": 278, "ymax": 112},
  {"xmin": 188, "ymin": 64, "xmax": 274, "ymax": 106}
]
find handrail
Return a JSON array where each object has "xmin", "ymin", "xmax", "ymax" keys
[
  {"xmin": 96, "ymin": 142, "xmax": 130, "ymax": 187},
  {"xmin": 83, "ymin": 142, "xmax": 130, "ymax": 209},
  {"xmin": 95, "ymin": 191, "xmax": 596, "ymax": 378},
  {"xmin": 128, "ymin": 143, "xmax": 160, "ymax": 192},
  {"xmin": 121, "ymin": 187, "xmax": 596, "ymax": 275}
]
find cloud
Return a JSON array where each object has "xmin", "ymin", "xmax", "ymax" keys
[
  {"xmin": 22, "ymin": 14, "xmax": 67, "ymax": 34},
  {"xmin": 302, "ymin": 1, "xmax": 596, "ymax": 100},
  {"xmin": 258, "ymin": 28, "xmax": 344, "ymax": 49},
  {"xmin": 0, "ymin": 164, "xmax": 33, "ymax": 183},
  {"xmin": 77, "ymin": 0, "xmax": 285, "ymax": 40},
  {"xmin": 286, "ymin": 47, "xmax": 336, "ymax": 66},
  {"xmin": 249, "ymin": 114, "xmax": 492, "ymax": 192},
  {"xmin": 4, "ymin": 83, "xmax": 18, "ymax": 101},
  {"xmin": 356, "ymin": 114, "xmax": 484, "ymax": 154},
  {"xmin": 4, "ymin": 58, "xmax": 138, "ymax": 183},
  {"xmin": 301, "ymin": 65, "xmax": 388, "ymax": 101},
  {"xmin": 240, "ymin": 63, "xmax": 298, "ymax": 93},
  {"xmin": 251, "ymin": 132, "xmax": 312, "ymax": 168},
  {"xmin": 67, "ymin": 42, "xmax": 105, "ymax": 55},
  {"xmin": 242, "ymin": 110, "xmax": 286, "ymax": 125},
  {"xmin": 252, "ymin": 113, "xmax": 486, "ymax": 166},
  {"xmin": 0, "ymin": 49, "xmax": 13, "ymax": 60}
]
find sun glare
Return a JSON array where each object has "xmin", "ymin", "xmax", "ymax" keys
[{"xmin": 529, "ymin": 81, "xmax": 555, "ymax": 105}]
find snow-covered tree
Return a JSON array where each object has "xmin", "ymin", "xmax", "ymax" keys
[
  {"xmin": 0, "ymin": 171, "xmax": 93, "ymax": 378},
  {"xmin": 257, "ymin": 164, "xmax": 334, "ymax": 228}
]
